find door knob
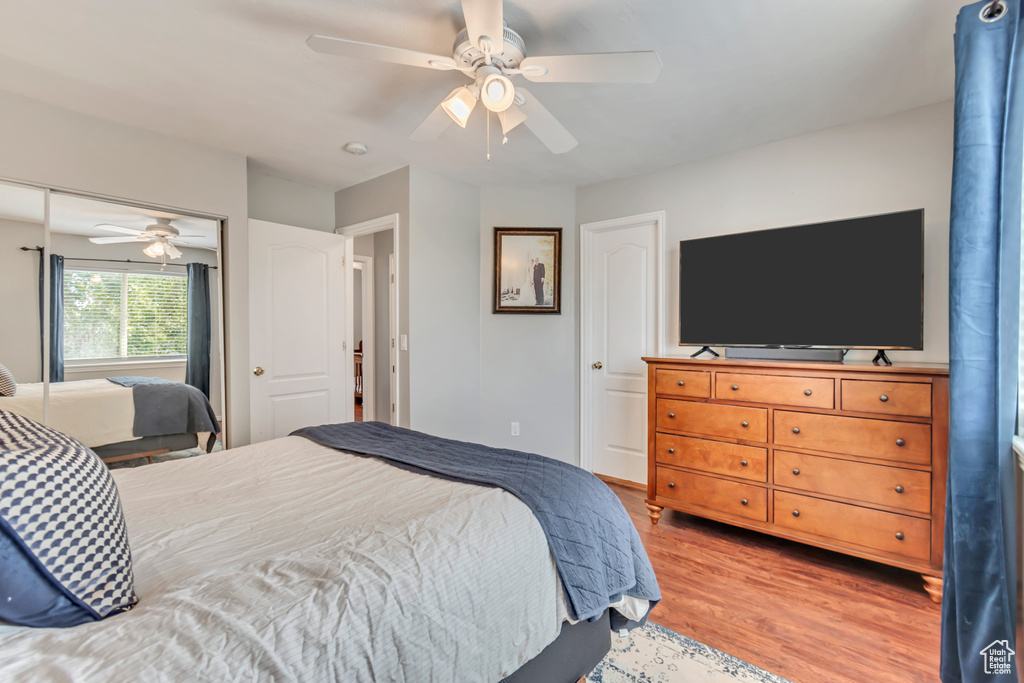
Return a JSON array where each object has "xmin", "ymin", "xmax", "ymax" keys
[
  {"xmin": 592, "ymin": 361, "xmax": 603, "ymax": 369},
  {"xmin": 253, "ymin": 366, "xmax": 265, "ymax": 376}
]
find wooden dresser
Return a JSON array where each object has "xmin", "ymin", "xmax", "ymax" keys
[{"xmin": 643, "ymin": 357, "xmax": 948, "ymax": 601}]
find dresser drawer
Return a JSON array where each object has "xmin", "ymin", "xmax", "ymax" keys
[
  {"xmin": 774, "ymin": 411, "xmax": 931, "ymax": 465},
  {"xmin": 655, "ymin": 369, "xmax": 711, "ymax": 398},
  {"xmin": 655, "ymin": 434, "xmax": 767, "ymax": 482},
  {"xmin": 657, "ymin": 399, "xmax": 768, "ymax": 442},
  {"xmin": 773, "ymin": 451, "xmax": 931, "ymax": 514},
  {"xmin": 657, "ymin": 468, "xmax": 767, "ymax": 521},
  {"xmin": 841, "ymin": 379, "xmax": 932, "ymax": 418},
  {"xmin": 774, "ymin": 491, "xmax": 930, "ymax": 561},
  {"xmin": 716, "ymin": 372, "xmax": 834, "ymax": 409}
]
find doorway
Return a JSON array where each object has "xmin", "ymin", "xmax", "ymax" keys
[
  {"xmin": 580, "ymin": 211, "xmax": 665, "ymax": 483},
  {"xmin": 337, "ymin": 214, "xmax": 399, "ymax": 426}
]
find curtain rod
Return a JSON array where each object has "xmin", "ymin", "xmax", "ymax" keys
[{"xmin": 19, "ymin": 247, "xmax": 217, "ymax": 269}]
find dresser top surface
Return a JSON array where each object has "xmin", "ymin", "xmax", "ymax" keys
[{"xmin": 642, "ymin": 356, "xmax": 949, "ymax": 376}]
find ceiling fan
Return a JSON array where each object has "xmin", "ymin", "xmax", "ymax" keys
[
  {"xmin": 89, "ymin": 218, "xmax": 208, "ymax": 261},
  {"xmin": 307, "ymin": 0, "xmax": 662, "ymax": 154}
]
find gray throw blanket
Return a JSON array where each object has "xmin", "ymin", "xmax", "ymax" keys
[
  {"xmin": 106, "ymin": 377, "xmax": 219, "ymax": 438},
  {"xmin": 291, "ymin": 421, "xmax": 660, "ymax": 629}
]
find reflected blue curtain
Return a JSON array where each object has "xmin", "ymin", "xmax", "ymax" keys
[
  {"xmin": 48, "ymin": 254, "xmax": 63, "ymax": 383},
  {"xmin": 185, "ymin": 263, "xmax": 211, "ymax": 398},
  {"xmin": 943, "ymin": 2, "xmax": 1022, "ymax": 681}
]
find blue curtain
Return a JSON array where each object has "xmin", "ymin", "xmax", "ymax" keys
[
  {"xmin": 943, "ymin": 2, "xmax": 1022, "ymax": 681},
  {"xmin": 48, "ymin": 254, "xmax": 64, "ymax": 384},
  {"xmin": 185, "ymin": 263, "xmax": 211, "ymax": 398}
]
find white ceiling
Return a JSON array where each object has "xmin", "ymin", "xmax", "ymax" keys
[{"xmin": 0, "ymin": 0, "xmax": 963, "ymax": 192}]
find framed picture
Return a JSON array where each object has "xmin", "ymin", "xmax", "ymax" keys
[{"xmin": 493, "ymin": 227, "xmax": 562, "ymax": 314}]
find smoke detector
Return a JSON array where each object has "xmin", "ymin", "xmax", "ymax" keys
[{"xmin": 343, "ymin": 142, "xmax": 368, "ymax": 156}]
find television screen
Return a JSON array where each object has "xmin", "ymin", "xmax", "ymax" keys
[{"xmin": 679, "ymin": 210, "xmax": 924, "ymax": 349}]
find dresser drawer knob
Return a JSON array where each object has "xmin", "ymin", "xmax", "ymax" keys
[
  {"xmin": 741, "ymin": 460, "xmax": 748, "ymax": 467},
  {"xmin": 895, "ymin": 532, "xmax": 905, "ymax": 541},
  {"xmin": 678, "ymin": 380, "xmax": 685, "ymax": 386},
  {"xmin": 668, "ymin": 482, "xmax": 675, "ymax": 488},
  {"xmin": 741, "ymin": 499, "xmax": 748, "ymax": 506},
  {"xmin": 792, "ymin": 468, "xmax": 800, "ymax": 476},
  {"xmin": 804, "ymin": 389, "xmax": 812, "ymax": 396},
  {"xmin": 741, "ymin": 421, "xmax": 749, "ymax": 428},
  {"xmin": 668, "ymin": 412, "xmax": 675, "ymax": 419},
  {"xmin": 792, "ymin": 510, "xmax": 800, "ymax": 517},
  {"xmin": 895, "ymin": 485, "xmax": 904, "ymax": 494},
  {"xmin": 668, "ymin": 447, "xmax": 675, "ymax": 454},
  {"xmin": 880, "ymin": 394, "xmax": 889, "ymax": 402},
  {"xmin": 895, "ymin": 438, "xmax": 905, "ymax": 447},
  {"xmin": 731, "ymin": 384, "xmax": 739, "ymax": 391},
  {"xmin": 792, "ymin": 427, "xmax": 800, "ymax": 434}
]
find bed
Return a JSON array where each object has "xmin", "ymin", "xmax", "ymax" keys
[
  {"xmin": 0, "ymin": 378, "xmax": 219, "ymax": 463},
  {"xmin": 0, "ymin": 418, "xmax": 658, "ymax": 682}
]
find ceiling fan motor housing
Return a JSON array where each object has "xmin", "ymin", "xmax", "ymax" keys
[{"xmin": 452, "ymin": 25, "xmax": 525, "ymax": 71}]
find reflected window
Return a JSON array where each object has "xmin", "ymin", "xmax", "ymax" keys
[{"xmin": 63, "ymin": 269, "xmax": 187, "ymax": 361}]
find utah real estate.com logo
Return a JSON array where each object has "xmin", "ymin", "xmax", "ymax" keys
[{"xmin": 980, "ymin": 640, "xmax": 1015, "ymax": 675}]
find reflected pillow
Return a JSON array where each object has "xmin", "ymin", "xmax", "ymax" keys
[
  {"xmin": 0, "ymin": 410, "xmax": 137, "ymax": 627},
  {"xmin": 0, "ymin": 363, "xmax": 14, "ymax": 397}
]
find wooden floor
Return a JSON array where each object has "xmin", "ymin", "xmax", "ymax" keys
[{"xmin": 605, "ymin": 481, "xmax": 941, "ymax": 683}]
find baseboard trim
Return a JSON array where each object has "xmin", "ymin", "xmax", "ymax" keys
[{"xmin": 595, "ymin": 473, "xmax": 646, "ymax": 491}]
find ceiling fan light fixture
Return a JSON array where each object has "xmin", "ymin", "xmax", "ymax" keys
[
  {"xmin": 480, "ymin": 73, "xmax": 514, "ymax": 112},
  {"xmin": 143, "ymin": 241, "xmax": 165, "ymax": 258},
  {"xmin": 442, "ymin": 86, "xmax": 478, "ymax": 127}
]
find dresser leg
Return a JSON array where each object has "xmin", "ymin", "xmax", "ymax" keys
[
  {"xmin": 645, "ymin": 504, "xmax": 663, "ymax": 525},
  {"xmin": 922, "ymin": 575, "xmax": 943, "ymax": 603}
]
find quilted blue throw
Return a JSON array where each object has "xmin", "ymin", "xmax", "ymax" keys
[{"xmin": 292, "ymin": 421, "xmax": 660, "ymax": 628}]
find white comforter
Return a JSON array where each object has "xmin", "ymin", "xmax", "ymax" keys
[
  {"xmin": 0, "ymin": 435, "xmax": 573, "ymax": 682},
  {"xmin": 0, "ymin": 380, "xmax": 137, "ymax": 447}
]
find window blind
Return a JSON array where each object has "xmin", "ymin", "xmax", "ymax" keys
[{"xmin": 63, "ymin": 269, "xmax": 187, "ymax": 360}]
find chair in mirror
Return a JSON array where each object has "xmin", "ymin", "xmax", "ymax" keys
[{"xmin": 0, "ymin": 186, "xmax": 225, "ymax": 468}]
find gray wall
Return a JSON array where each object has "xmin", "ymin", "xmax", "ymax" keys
[
  {"xmin": 373, "ymin": 230, "xmax": 393, "ymax": 421},
  {"xmin": 0, "ymin": 89, "xmax": 251, "ymax": 445},
  {"xmin": 247, "ymin": 166, "xmax": 336, "ymax": 232},
  {"xmin": 479, "ymin": 186, "xmax": 578, "ymax": 463},
  {"xmin": 408, "ymin": 167, "xmax": 481, "ymax": 442},
  {"xmin": 576, "ymin": 101, "xmax": 954, "ymax": 364},
  {"xmin": 335, "ymin": 167, "xmax": 410, "ymax": 426}
]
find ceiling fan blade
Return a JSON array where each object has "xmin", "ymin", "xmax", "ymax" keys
[
  {"xmin": 409, "ymin": 89, "xmax": 460, "ymax": 142},
  {"xmin": 515, "ymin": 88, "xmax": 577, "ymax": 154},
  {"xmin": 88, "ymin": 236, "xmax": 148, "ymax": 244},
  {"xmin": 461, "ymin": 0, "xmax": 503, "ymax": 54},
  {"xmin": 519, "ymin": 51, "xmax": 662, "ymax": 83},
  {"xmin": 94, "ymin": 223, "xmax": 142, "ymax": 236},
  {"xmin": 306, "ymin": 35, "xmax": 459, "ymax": 71}
]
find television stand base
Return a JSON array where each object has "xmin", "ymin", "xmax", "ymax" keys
[
  {"xmin": 690, "ymin": 346, "xmax": 720, "ymax": 359},
  {"xmin": 872, "ymin": 349, "xmax": 893, "ymax": 366},
  {"xmin": 725, "ymin": 347, "xmax": 845, "ymax": 362}
]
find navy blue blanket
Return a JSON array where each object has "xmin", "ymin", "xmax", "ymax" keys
[
  {"xmin": 106, "ymin": 377, "xmax": 218, "ymax": 438},
  {"xmin": 291, "ymin": 421, "xmax": 660, "ymax": 628}
]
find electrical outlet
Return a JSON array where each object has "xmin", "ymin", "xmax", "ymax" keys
[{"xmin": 511, "ymin": 422, "xmax": 520, "ymax": 436}]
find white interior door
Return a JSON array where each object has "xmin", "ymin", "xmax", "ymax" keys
[
  {"xmin": 583, "ymin": 214, "xmax": 661, "ymax": 483},
  {"xmin": 249, "ymin": 219, "xmax": 349, "ymax": 443}
]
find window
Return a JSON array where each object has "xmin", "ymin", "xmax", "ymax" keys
[{"xmin": 63, "ymin": 269, "xmax": 188, "ymax": 361}]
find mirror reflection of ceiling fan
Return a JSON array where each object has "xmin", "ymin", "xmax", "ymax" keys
[
  {"xmin": 89, "ymin": 218, "xmax": 212, "ymax": 261},
  {"xmin": 307, "ymin": 0, "xmax": 661, "ymax": 154}
]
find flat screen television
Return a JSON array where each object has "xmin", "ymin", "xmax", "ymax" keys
[{"xmin": 678, "ymin": 209, "xmax": 924, "ymax": 350}]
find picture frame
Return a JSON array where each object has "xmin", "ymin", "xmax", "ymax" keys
[{"xmin": 493, "ymin": 227, "xmax": 562, "ymax": 314}]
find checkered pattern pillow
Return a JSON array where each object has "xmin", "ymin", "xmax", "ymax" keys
[
  {"xmin": 0, "ymin": 410, "xmax": 137, "ymax": 626},
  {"xmin": 0, "ymin": 363, "xmax": 14, "ymax": 397}
]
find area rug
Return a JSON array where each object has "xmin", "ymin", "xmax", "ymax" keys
[{"xmin": 590, "ymin": 622, "xmax": 790, "ymax": 683}]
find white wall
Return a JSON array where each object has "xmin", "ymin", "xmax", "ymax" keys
[
  {"xmin": 335, "ymin": 168, "xmax": 410, "ymax": 426},
  {"xmin": 408, "ymin": 167, "xmax": 481, "ymax": 442},
  {"xmin": 479, "ymin": 186, "xmax": 578, "ymax": 463},
  {"xmin": 0, "ymin": 89, "xmax": 251, "ymax": 444},
  {"xmin": 372, "ymin": 230, "xmax": 393, "ymax": 420},
  {"xmin": 576, "ymin": 101, "xmax": 954, "ymax": 364},
  {"xmin": 247, "ymin": 166, "xmax": 336, "ymax": 232},
  {"xmin": 0, "ymin": 218, "xmax": 44, "ymax": 382}
]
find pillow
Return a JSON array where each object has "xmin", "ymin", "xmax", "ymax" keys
[
  {"xmin": 0, "ymin": 410, "xmax": 137, "ymax": 627},
  {"xmin": 0, "ymin": 363, "xmax": 14, "ymax": 397}
]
